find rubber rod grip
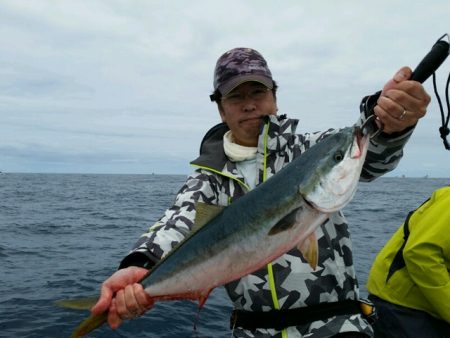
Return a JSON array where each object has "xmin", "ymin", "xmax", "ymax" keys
[{"xmin": 411, "ymin": 40, "xmax": 449, "ymax": 83}]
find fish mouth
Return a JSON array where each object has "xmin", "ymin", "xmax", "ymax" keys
[
  {"xmin": 304, "ymin": 127, "xmax": 370, "ymax": 214},
  {"xmin": 352, "ymin": 126, "xmax": 369, "ymax": 159}
]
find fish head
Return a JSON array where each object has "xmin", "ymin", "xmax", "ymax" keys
[{"xmin": 300, "ymin": 126, "xmax": 369, "ymax": 213}]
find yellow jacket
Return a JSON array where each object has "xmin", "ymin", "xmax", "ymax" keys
[{"xmin": 367, "ymin": 186, "xmax": 450, "ymax": 323}]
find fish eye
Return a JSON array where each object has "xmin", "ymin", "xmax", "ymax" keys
[{"xmin": 334, "ymin": 151, "xmax": 344, "ymax": 162}]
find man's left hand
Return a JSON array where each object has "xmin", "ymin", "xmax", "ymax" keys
[{"xmin": 374, "ymin": 66, "xmax": 431, "ymax": 134}]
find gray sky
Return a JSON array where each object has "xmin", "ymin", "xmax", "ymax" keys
[{"xmin": 1, "ymin": 1, "xmax": 449, "ymax": 177}]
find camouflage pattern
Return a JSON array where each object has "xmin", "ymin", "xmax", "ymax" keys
[
  {"xmin": 213, "ymin": 47, "xmax": 274, "ymax": 96},
  {"xmin": 123, "ymin": 103, "xmax": 414, "ymax": 337}
]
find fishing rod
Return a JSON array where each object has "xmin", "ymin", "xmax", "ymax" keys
[
  {"xmin": 363, "ymin": 34, "xmax": 450, "ymax": 149},
  {"xmin": 411, "ymin": 34, "xmax": 450, "ymax": 150},
  {"xmin": 410, "ymin": 34, "xmax": 449, "ymax": 83}
]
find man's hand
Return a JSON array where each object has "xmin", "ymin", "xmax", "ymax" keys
[
  {"xmin": 374, "ymin": 66, "xmax": 431, "ymax": 134},
  {"xmin": 91, "ymin": 266, "xmax": 154, "ymax": 329}
]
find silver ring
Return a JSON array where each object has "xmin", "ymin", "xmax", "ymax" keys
[{"xmin": 399, "ymin": 110, "xmax": 407, "ymax": 120}]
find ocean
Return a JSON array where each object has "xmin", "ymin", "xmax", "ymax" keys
[{"xmin": 0, "ymin": 173, "xmax": 448, "ymax": 338}]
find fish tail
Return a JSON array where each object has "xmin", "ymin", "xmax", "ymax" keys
[
  {"xmin": 70, "ymin": 312, "xmax": 108, "ymax": 338},
  {"xmin": 54, "ymin": 297, "xmax": 98, "ymax": 311}
]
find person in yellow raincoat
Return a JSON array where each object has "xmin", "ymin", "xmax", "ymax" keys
[{"xmin": 367, "ymin": 186, "xmax": 450, "ymax": 337}]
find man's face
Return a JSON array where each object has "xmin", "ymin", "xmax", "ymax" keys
[{"xmin": 219, "ymin": 82, "xmax": 277, "ymax": 147}]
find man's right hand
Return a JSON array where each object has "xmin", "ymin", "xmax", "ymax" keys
[{"xmin": 91, "ymin": 266, "xmax": 154, "ymax": 329}]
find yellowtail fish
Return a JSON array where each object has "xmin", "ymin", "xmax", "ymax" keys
[{"xmin": 60, "ymin": 126, "xmax": 369, "ymax": 337}]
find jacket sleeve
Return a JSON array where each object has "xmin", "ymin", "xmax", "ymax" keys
[
  {"xmin": 403, "ymin": 188, "xmax": 450, "ymax": 322},
  {"xmin": 358, "ymin": 91, "xmax": 415, "ymax": 182},
  {"xmin": 302, "ymin": 92, "xmax": 414, "ymax": 183},
  {"xmin": 119, "ymin": 169, "xmax": 220, "ymax": 270}
]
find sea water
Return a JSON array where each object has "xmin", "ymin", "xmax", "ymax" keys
[{"xmin": 0, "ymin": 173, "xmax": 448, "ymax": 338}]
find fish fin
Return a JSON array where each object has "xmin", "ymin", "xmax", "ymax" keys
[
  {"xmin": 298, "ymin": 232, "xmax": 318, "ymax": 270},
  {"xmin": 69, "ymin": 312, "xmax": 108, "ymax": 338},
  {"xmin": 193, "ymin": 202, "xmax": 225, "ymax": 231},
  {"xmin": 54, "ymin": 297, "xmax": 99, "ymax": 311},
  {"xmin": 268, "ymin": 208, "xmax": 298, "ymax": 235},
  {"xmin": 198, "ymin": 289, "xmax": 212, "ymax": 309}
]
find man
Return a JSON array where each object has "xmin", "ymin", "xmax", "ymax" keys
[
  {"xmin": 92, "ymin": 48, "xmax": 430, "ymax": 337},
  {"xmin": 367, "ymin": 186, "xmax": 450, "ymax": 337}
]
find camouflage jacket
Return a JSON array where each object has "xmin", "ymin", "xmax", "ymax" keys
[{"xmin": 120, "ymin": 105, "xmax": 413, "ymax": 337}]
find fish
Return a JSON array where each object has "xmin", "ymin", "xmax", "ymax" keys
[{"xmin": 60, "ymin": 125, "xmax": 369, "ymax": 337}]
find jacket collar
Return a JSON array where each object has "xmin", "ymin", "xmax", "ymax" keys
[
  {"xmin": 190, "ymin": 115, "xmax": 299, "ymax": 173},
  {"xmin": 190, "ymin": 122, "xmax": 230, "ymax": 172}
]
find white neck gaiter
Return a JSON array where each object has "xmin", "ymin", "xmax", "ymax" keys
[{"xmin": 223, "ymin": 130, "xmax": 257, "ymax": 162}]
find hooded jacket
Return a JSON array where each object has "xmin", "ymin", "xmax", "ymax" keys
[
  {"xmin": 120, "ymin": 108, "xmax": 413, "ymax": 337},
  {"xmin": 367, "ymin": 186, "xmax": 450, "ymax": 323}
]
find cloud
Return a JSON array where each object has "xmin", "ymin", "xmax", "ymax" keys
[{"xmin": 1, "ymin": 0, "xmax": 449, "ymax": 176}]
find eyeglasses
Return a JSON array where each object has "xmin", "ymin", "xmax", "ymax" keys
[{"xmin": 221, "ymin": 87, "xmax": 271, "ymax": 105}]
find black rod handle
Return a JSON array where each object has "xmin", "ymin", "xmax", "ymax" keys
[{"xmin": 411, "ymin": 39, "xmax": 449, "ymax": 83}]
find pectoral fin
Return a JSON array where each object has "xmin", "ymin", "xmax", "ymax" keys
[
  {"xmin": 268, "ymin": 209, "xmax": 298, "ymax": 235},
  {"xmin": 298, "ymin": 232, "xmax": 318, "ymax": 270}
]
